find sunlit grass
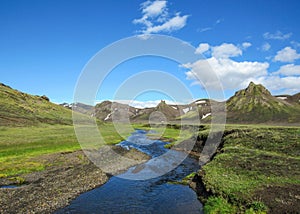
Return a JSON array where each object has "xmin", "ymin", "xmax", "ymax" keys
[
  {"xmin": 0, "ymin": 123, "xmax": 136, "ymax": 177},
  {"xmin": 201, "ymin": 125, "xmax": 300, "ymax": 212},
  {"xmin": 0, "ymin": 122, "xmax": 189, "ymax": 177}
]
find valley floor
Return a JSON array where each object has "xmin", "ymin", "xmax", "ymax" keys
[
  {"xmin": 0, "ymin": 123, "xmax": 299, "ymax": 213},
  {"xmin": 0, "ymin": 123, "xmax": 150, "ymax": 213}
]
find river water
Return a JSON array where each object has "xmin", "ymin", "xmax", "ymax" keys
[{"xmin": 56, "ymin": 130, "xmax": 203, "ymax": 213}]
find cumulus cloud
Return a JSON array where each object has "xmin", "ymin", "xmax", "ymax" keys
[
  {"xmin": 242, "ymin": 42, "xmax": 252, "ymax": 49},
  {"xmin": 211, "ymin": 43, "xmax": 242, "ymax": 58},
  {"xmin": 141, "ymin": 0, "xmax": 167, "ymax": 17},
  {"xmin": 274, "ymin": 47, "xmax": 300, "ymax": 62},
  {"xmin": 144, "ymin": 13, "xmax": 189, "ymax": 34},
  {"xmin": 263, "ymin": 31, "xmax": 292, "ymax": 40},
  {"xmin": 184, "ymin": 42, "xmax": 300, "ymax": 95},
  {"xmin": 195, "ymin": 43, "xmax": 210, "ymax": 54},
  {"xmin": 183, "ymin": 42, "xmax": 270, "ymax": 90},
  {"xmin": 274, "ymin": 64, "xmax": 300, "ymax": 76},
  {"xmin": 133, "ymin": 0, "xmax": 189, "ymax": 34},
  {"xmin": 184, "ymin": 57, "xmax": 269, "ymax": 90},
  {"xmin": 257, "ymin": 75, "xmax": 300, "ymax": 95},
  {"xmin": 261, "ymin": 42, "xmax": 271, "ymax": 51}
]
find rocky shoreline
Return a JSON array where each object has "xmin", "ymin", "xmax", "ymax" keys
[{"xmin": 0, "ymin": 147, "xmax": 149, "ymax": 214}]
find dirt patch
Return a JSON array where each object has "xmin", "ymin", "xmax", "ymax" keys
[
  {"xmin": 0, "ymin": 147, "xmax": 149, "ymax": 213},
  {"xmin": 254, "ymin": 184, "xmax": 300, "ymax": 214}
]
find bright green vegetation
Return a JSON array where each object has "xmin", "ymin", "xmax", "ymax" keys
[
  {"xmin": 201, "ymin": 125, "xmax": 300, "ymax": 213},
  {"xmin": 0, "ymin": 123, "xmax": 135, "ymax": 177},
  {"xmin": 169, "ymin": 172, "xmax": 197, "ymax": 185},
  {"xmin": 0, "ymin": 125, "xmax": 78, "ymax": 177},
  {"xmin": 134, "ymin": 123, "xmax": 193, "ymax": 144},
  {"xmin": 0, "ymin": 83, "xmax": 71, "ymax": 126},
  {"xmin": 204, "ymin": 196, "xmax": 268, "ymax": 214},
  {"xmin": 204, "ymin": 196, "xmax": 238, "ymax": 214},
  {"xmin": 0, "ymin": 122, "xmax": 184, "ymax": 178},
  {"xmin": 0, "ymin": 83, "xmax": 90, "ymax": 126}
]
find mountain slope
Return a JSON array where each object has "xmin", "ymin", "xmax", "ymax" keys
[
  {"xmin": 287, "ymin": 92, "xmax": 300, "ymax": 105},
  {"xmin": 61, "ymin": 102, "xmax": 94, "ymax": 116},
  {"xmin": 132, "ymin": 100, "xmax": 182, "ymax": 121},
  {"xmin": 92, "ymin": 82, "xmax": 300, "ymax": 124},
  {"xmin": 95, "ymin": 101, "xmax": 138, "ymax": 121},
  {"xmin": 0, "ymin": 83, "xmax": 77, "ymax": 126},
  {"xmin": 226, "ymin": 82, "xmax": 300, "ymax": 123}
]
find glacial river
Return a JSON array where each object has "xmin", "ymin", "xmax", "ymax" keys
[{"xmin": 56, "ymin": 130, "xmax": 203, "ymax": 213}]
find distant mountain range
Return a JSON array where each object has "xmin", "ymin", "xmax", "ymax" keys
[
  {"xmin": 1, "ymin": 82, "xmax": 300, "ymax": 126},
  {"xmin": 88, "ymin": 82, "xmax": 300, "ymax": 124}
]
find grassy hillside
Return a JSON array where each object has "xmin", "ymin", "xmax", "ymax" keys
[
  {"xmin": 0, "ymin": 83, "xmax": 78, "ymax": 126},
  {"xmin": 226, "ymin": 82, "xmax": 300, "ymax": 123},
  {"xmin": 194, "ymin": 125, "xmax": 300, "ymax": 213}
]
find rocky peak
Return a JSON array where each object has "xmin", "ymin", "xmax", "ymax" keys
[
  {"xmin": 157, "ymin": 100, "xmax": 167, "ymax": 108},
  {"xmin": 236, "ymin": 82, "xmax": 271, "ymax": 97}
]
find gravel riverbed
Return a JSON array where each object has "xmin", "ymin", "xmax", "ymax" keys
[{"xmin": 0, "ymin": 147, "xmax": 149, "ymax": 213}]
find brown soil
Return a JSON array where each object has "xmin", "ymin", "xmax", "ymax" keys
[
  {"xmin": 254, "ymin": 184, "xmax": 300, "ymax": 214},
  {"xmin": 0, "ymin": 147, "xmax": 149, "ymax": 214}
]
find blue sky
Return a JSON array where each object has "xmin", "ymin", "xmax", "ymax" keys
[{"xmin": 1, "ymin": 0, "xmax": 300, "ymax": 106}]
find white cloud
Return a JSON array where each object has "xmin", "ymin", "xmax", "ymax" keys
[
  {"xmin": 262, "ymin": 42, "xmax": 271, "ymax": 51},
  {"xmin": 133, "ymin": 0, "xmax": 189, "ymax": 34},
  {"xmin": 141, "ymin": 0, "xmax": 167, "ymax": 17},
  {"xmin": 242, "ymin": 42, "xmax": 252, "ymax": 49},
  {"xmin": 144, "ymin": 13, "xmax": 189, "ymax": 34},
  {"xmin": 197, "ymin": 19, "xmax": 223, "ymax": 33},
  {"xmin": 274, "ymin": 47, "xmax": 300, "ymax": 62},
  {"xmin": 274, "ymin": 64, "xmax": 300, "ymax": 76},
  {"xmin": 113, "ymin": 100, "xmax": 184, "ymax": 109},
  {"xmin": 215, "ymin": 19, "xmax": 223, "ymax": 24},
  {"xmin": 183, "ymin": 42, "xmax": 270, "ymax": 91},
  {"xmin": 257, "ymin": 75, "xmax": 300, "ymax": 94},
  {"xmin": 197, "ymin": 27, "xmax": 212, "ymax": 33},
  {"xmin": 263, "ymin": 31, "xmax": 292, "ymax": 40},
  {"xmin": 212, "ymin": 43, "xmax": 242, "ymax": 58},
  {"xmin": 184, "ymin": 57, "xmax": 269, "ymax": 90},
  {"xmin": 291, "ymin": 41, "xmax": 300, "ymax": 48},
  {"xmin": 186, "ymin": 42, "xmax": 300, "ymax": 95},
  {"xmin": 195, "ymin": 43, "xmax": 210, "ymax": 54}
]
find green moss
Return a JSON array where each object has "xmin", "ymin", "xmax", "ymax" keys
[
  {"xmin": 9, "ymin": 176, "xmax": 26, "ymax": 185},
  {"xmin": 201, "ymin": 125, "xmax": 299, "ymax": 213},
  {"xmin": 204, "ymin": 197, "xmax": 237, "ymax": 214},
  {"xmin": 0, "ymin": 123, "xmax": 142, "ymax": 177},
  {"xmin": 204, "ymin": 197, "xmax": 268, "ymax": 214}
]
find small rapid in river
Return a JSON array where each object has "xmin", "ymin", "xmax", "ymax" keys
[{"xmin": 56, "ymin": 130, "xmax": 203, "ymax": 213}]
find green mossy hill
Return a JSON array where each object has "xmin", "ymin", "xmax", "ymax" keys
[
  {"xmin": 198, "ymin": 126, "xmax": 300, "ymax": 213},
  {"xmin": 226, "ymin": 82, "xmax": 300, "ymax": 123},
  {"xmin": 0, "ymin": 83, "xmax": 80, "ymax": 126}
]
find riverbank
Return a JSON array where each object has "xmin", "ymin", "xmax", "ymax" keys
[
  {"xmin": 57, "ymin": 130, "xmax": 203, "ymax": 213},
  {"xmin": 0, "ymin": 123, "xmax": 180, "ymax": 213},
  {"xmin": 179, "ymin": 125, "xmax": 300, "ymax": 214},
  {"xmin": 0, "ymin": 147, "xmax": 149, "ymax": 213}
]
